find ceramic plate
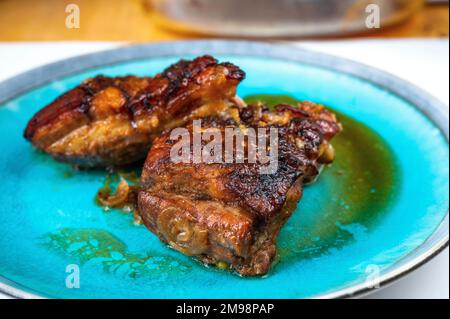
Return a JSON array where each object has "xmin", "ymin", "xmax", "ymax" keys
[{"xmin": 0, "ymin": 41, "xmax": 448, "ymax": 299}]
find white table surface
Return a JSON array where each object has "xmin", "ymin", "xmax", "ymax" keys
[{"xmin": 0, "ymin": 40, "xmax": 448, "ymax": 299}]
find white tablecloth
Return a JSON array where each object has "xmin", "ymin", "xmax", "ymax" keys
[{"xmin": 0, "ymin": 40, "xmax": 448, "ymax": 299}]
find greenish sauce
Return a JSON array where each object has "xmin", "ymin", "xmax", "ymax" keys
[
  {"xmin": 244, "ymin": 94, "xmax": 400, "ymax": 266},
  {"xmin": 42, "ymin": 94, "xmax": 400, "ymax": 278},
  {"xmin": 42, "ymin": 228, "xmax": 191, "ymax": 279}
]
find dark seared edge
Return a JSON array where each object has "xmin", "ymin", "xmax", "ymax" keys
[
  {"xmin": 24, "ymin": 55, "xmax": 245, "ymax": 168},
  {"xmin": 138, "ymin": 101, "xmax": 342, "ymax": 275}
]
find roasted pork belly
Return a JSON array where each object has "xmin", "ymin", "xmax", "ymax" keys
[
  {"xmin": 24, "ymin": 56, "xmax": 245, "ymax": 167},
  {"xmin": 138, "ymin": 102, "xmax": 342, "ymax": 275}
]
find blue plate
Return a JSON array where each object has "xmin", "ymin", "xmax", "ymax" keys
[{"xmin": 0, "ymin": 41, "xmax": 448, "ymax": 299}]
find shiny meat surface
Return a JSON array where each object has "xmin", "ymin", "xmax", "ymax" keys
[
  {"xmin": 24, "ymin": 56, "xmax": 245, "ymax": 167},
  {"xmin": 138, "ymin": 102, "xmax": 342, "ymax": 275}
]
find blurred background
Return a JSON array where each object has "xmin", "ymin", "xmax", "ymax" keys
[{"xmin": 0, "ymin": 0, "xmax": 448, "ymax": 41}]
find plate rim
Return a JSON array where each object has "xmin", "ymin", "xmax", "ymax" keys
[{"xmin": 0, "ymin": 40, "xmax": 448, "ymax": 299}]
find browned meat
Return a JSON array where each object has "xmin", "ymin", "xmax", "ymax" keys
[
  {"xmin": 138, "ymin": 101, "xmax": 342, "ymax": 276},
  {"xmin": 24, "ymin": 56, "xmax": 245, "ymax": 167}
]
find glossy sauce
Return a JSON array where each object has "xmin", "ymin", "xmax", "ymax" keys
[
  {"xmin": 42, "ymin": 228, "xmax": 191, "ymax": 279},
  {"xmin": 86, "ymin": 94, "xmax": 399, "ymax": 274},
  {"xmin": 244, "ymin": 95, "xmax": 400, "ymax": 266}
]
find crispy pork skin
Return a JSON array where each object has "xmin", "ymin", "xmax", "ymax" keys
[
  {"xmin": 24, "ymin": 56, "xmax": 245, "ymax": 168},
  {"xmin": 138, "ymin": 102, "xmax": 342, "ymax": 275}
]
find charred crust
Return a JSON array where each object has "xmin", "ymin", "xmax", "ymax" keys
[
  {"xmin": 239, "ymin": 107, "xmax": 254, "ymax": 122},
  {"xmin": 23, "ymin": 55, "xmax": 245, "ymax": 168},
  {"xmin": 140, "ymin": 101, "xmax": 341, "ymax": 221},
  {"xmin": 137, "ymin": 100, "xmax": 340, "ymax": 275},
  {"xmin": 24, "ymin": 86, "xmax": 90, "ymax": 140}
]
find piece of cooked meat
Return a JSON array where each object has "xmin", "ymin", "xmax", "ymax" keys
[
  {"xmin": 24, "ymin": 55, "xmax": 245, "ymax": 168},
  {"xmin": 138, "ymin": 101, "xmax": 342, "ymax": 276}
]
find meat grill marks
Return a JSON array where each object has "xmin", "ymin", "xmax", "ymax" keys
[
  {"xmin": 138, "ymin": 101, "xmax": 342, "ymax": 276},
  {"xmin": 24, "ymin": 55, "xmax": 245, "ymax": 168},
  {"xmin": 24, "ymin": 54, "xmax": 342, "ymax": 276}
]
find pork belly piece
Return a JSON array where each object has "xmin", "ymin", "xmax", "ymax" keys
[
  {"xmin": 24, "ymin": 56, "xmax": 245, "ymax": 168},
  {"xmin": 138, "ymin": 102, "xmax": 342, "ymax": 276}
]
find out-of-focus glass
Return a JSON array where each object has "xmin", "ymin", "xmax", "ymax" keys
[{"xmin": 149, "ymin": 0, "xmax": 425, "ymax": 37}]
